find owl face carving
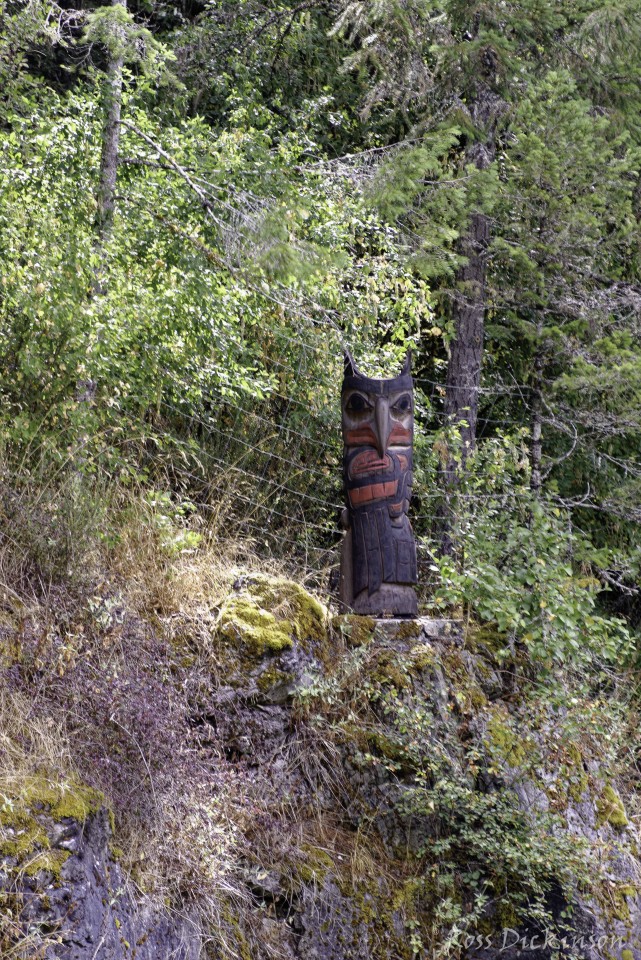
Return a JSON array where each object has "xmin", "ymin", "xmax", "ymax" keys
[
  {"xmin": 340, "ymin": 350, "xmax": 417, "ymax": 617},
  {"xmin": 343, "ymin": 383, "xmax": 413, "ymax": 455},
  {"xmin": 342, "ymin": 366, "xmax": 414, "ymax": 457},
  {"xmin": 342, "ymin": 350, "xmax": 414, "ymax": 510}
]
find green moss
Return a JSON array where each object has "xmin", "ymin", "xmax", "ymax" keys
[
  {"xmin": 495, "ymin": 899, "xmax": 519, "ymax": 929},
  {"xmin": 390, "ymin": 876, "xmax": 424, "ymax": 912},
  {"xmin": 486, "ymin": 711, "xmax": 528, "ymax": 767},
  {"xmin": 597, "ymin": 879, "xmax": 637, "ymax": 931},
  {"xmin": 441, "ymin": 650, "xmax": 488, "ymax": 713},
  {"xmin": 611, "ymin": 884, "xmax": 636, "ymax": 923},
  {"xmin": 256, "ymin": 665, "xmax": 291, "ymax": 692},
  {"xmin": 476, "ymin": 917, "xmax": 496, "ymax": 938},
  {"xmin": 22, "ymin": 848, "xmax": 71, "ymax": 880},
  {"xmin": 409, "ymin": 643, "xmax": 435, "ymax": 671},
  {"xmin": 333, "ymin": 615, "xmax": 376, "ymax": 648},
  {"xmin": 467, "ymin": 686, "xmax": 488, "ymax": 710},
  {"xmin": 249, "ymin": 576, "xmax": 326, "ymax": 643},
  {"xmin": 296, "ymin": 843, "xmax": 336, "ymax": 884},
  {"xmin": 219, "ymin": 900, "xmax": 253, "ymax": 960},
  {"xmin": 464, "ymin": 621, "xmax": 504, "ymax": 656},
  {"xmin": 442, "ymin": 650, "xmax": 466, "ymax": 680},
  {"xmin": 371, "ymin": 651, "xmax": 409, "ymax": 690},
  {"xmin": 219, "ymin": 597, "xmax": 293, "ymax": 654},
  {"xmin": 0, "ymin": 811, "xmax": 49, "ymax": 858},
  {"xmin": 1, "ymin": 774, "xmax": 103, "ymax": 886},
  {"xmin": 395, "ymin": 621, "xmax": 421, "ymax": 641},
  {"xmin": 369, "ymin": 648, "xmax": 411, "ymax": 690},
  {"xmin": 218, "ymin": 575, "xmax": 327, "ymax": 658},
  {"xmin": 366, "ymin": 731, "xmax": 415, "ymax": 773},
  {"xmin": 1, "ymin": 775, "xmax": 102, "ymax": 849},
  {"xmin": 20, "ymin": 775, "xmax": 103, "ymax": 822},
  {"xmin": 622, "ymin": 950, "xmax": 634, "ymax": 960},
  {"xmin": 596, "ymin": 784, "xmax": 628, "ymax": 830},
  {"xmin": 565, "ymin": 743, "xmax": 589, "ymax": 804},
  {"xmin": 618, "ymin": 885, "xmax": 636, "ymax": 897}
]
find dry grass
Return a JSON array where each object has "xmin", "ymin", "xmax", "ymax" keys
[
  {"xmin": 0, "ymin": 464, "xmax": 321, "ymax": 959},
  {"xmin": 0, "ymin": 454, "xmax": 347, "ymax": 960},
  {"xmin": 0, "ymin": 687, "xmax": 74, "ymax": 791},
  {"xmin": 104, "ymin": 482, "xmax": 300, "ymax": 616},
  {"xmin": 0, "ymin": 608, "xmax": 258, "ymax": 958}
]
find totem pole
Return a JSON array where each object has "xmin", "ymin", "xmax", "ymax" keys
[{"xmin": 339, "ymin": 350, "xmax": 418, "ymax": 617}]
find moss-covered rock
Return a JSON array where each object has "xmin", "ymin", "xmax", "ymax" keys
[
  {"xmin": 21, "ymin": 773, "xmax": 103, "ymax": 822},
  {"xmin": 219, "ymin": 596, "xmax": 294, "ymax": 654},
  {"xmin": 369, "ymin": 649, "xmax": 409, "ymax": 689},
  {"xmin": 408, "ymin": 642, "xmax": 435, "ymax": 671},
  {"xmin": 0, "ymin": 773, "xmax": 103, "ymax": 883},
  {"xmin": 564, "ymin": 742, "xmax": 589, "ymax": 803},
  {"xmin": 2, "ymin": 774, "xmax": 203, "ymax": 960},
  {"xmin": 333, "ymin": 614, "xmax": 376, "ymax": 648},
  {"xmin": 596, "ymin": 783, "xmax": 628, "ymax": 830},
  {"xmin": 394, "ymin": 620, "xmax": 422, "ymax": 641},
  {"xmin": 296, "ymin": 842, "xmax": 336, "ymax": 885},
  {"xmin": 439, "ymin": 649, "xmax": 488, "ymax": 713},
  {"xmin": 0, "ymin": 807, "xmax": 49, "ymax": 859},
  {"xmin": 486, "ymin": 707, "xmax": 530, "ymax": 768},
  {"xmin": 22, "ymin": 848, "xmax": 71, "ymax": 880},
  {"xmin": 217, "ymin": 574, "xmax": 327, "ymax": 657}
]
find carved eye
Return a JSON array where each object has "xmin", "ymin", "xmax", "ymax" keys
[
  {"xmin": 346, "ymin": 393, "xmax": 371, "ymax": 415},
  {"xmin": 392, "ymin": 394, "xmax": 412, "ymax": 415}
]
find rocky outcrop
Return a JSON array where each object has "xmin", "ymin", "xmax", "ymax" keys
[
  {"xmin": 0, "ymin": 777, "xmax": 200, "ymax": 958},
  {"xmin": 204, "ymin": 586, "xmax": 641, "ymax": 960},
  {"xmin": 3, "ymin": 576, "xmax": 641, "ymax": 959}
]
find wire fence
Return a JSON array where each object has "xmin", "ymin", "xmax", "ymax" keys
[{"xmin": 143, "ymin": 302, "xmax": 641, "ymax": 604}]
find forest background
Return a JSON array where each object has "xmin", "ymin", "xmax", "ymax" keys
[{"xmin": 2, "ymin": 0, "xmax": 641, "ymax": 953}]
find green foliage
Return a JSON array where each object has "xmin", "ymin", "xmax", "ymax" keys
[
  {"xmin": 423, "ymin": 434, "xmax": 633, "ymax": 668},
  {"xmin": 333, "ymin": 0, "xmax": 641, "ymax": 569},
  {"xmin": 82, "ymin": 4, "xmax": 177, "ymax": 83},
  {"xmin": 0, "ymin": 0, "xmax": 639, "ymax": 671}
]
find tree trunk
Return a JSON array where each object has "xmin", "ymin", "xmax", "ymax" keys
[
  {"xmin": 78, "ymin": 0, "xmax": 126, "ymax": 422},
  {"xmin": 438, "ymin": 87, "xmax": 503, "ymax": 556},
  {"xmin": 444, "ymin": 209, "xmax": 491, "ymax": 462},
  {"xmin": 94, "ymin": 0, "xmax": 126, "ymax": 250},
  {"xmin": 530, "ymin": 321, "xmax": 545, "ymax": 495}
]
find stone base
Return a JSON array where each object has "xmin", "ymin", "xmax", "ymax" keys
[{"xmin": 370, "ymin": 616, "xmax": 462, "ymax": 644}]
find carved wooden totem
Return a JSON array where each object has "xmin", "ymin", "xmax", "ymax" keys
[{"xmin": 339, "ymin": 349, "xmax": 418, "ymax": 617}]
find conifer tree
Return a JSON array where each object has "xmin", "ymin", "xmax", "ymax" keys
[{"xmin": 332, "ymin": 0, "xmax": 641, "ymax": 543}]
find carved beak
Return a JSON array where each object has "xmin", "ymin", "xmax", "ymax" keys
[{"xmin": 374, "ymin": 397, "xmax": 391, "ymax": 458}]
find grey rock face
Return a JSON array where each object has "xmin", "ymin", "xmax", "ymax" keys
[
  {"xmin": 6, "ymin": 613, "xmax": 641, "ymax": 960},
  {"xmin": 4, "ymin": 807, "xmax": 200, "ymax": 960}
]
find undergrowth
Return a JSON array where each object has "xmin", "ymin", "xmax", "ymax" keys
[
  {"xmin": 0, "ymin": 444, "xmax": 640, "ymax": 959},
  {"xmin": 294, "ymin": 630, "xmax": 630, "ymax": 956},
  {"xmin": 0, "ymin": 455, "xmax": 282, "ymax": 957}
]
